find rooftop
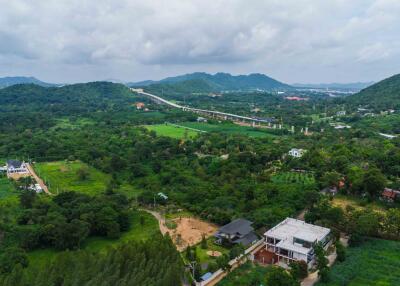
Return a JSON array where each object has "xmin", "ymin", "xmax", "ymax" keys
[
  {"xmin": 218, "ymin": 218, "xmax": 253, "ymax": 235},
  {"xmin": 6, "ymin": 160, "xmax": 23, "ymax": 169},
  {"xmin": 265, "ymin": 218, "xmax": 330, "ymax": 253}
]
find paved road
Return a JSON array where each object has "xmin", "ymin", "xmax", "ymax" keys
[
  {"xmin": 131, "ymin": 88, "xmax": 276, "ymax": 125},
  {"xmin": 26, "ymin": 163, "xmax": 51, "ymax": 195}
]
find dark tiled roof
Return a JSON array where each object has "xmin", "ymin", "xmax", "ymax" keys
[
  {"xmin": 218, "ymin": 218, "xmax": 253, "ymax": 235},
  {"xmin": 7, "ymin": 160, "xmax": 23, "ymax": 169},
  {"xmin": 233, "ymin": 231, "xmax": 258, "ymax": 246}
]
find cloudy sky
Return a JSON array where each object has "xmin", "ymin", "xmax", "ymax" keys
[{"xmin": 1, "ymin": 0, "xmax": 399, "ymax": 84}]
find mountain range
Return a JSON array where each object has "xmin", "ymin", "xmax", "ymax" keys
[
  {"xmin": 128, "ymin": 72, "xmax": 291, "ymax": 91},
  {"xmin": 0, "ymin": 76, "xmax": 57, "ymax": 88}
]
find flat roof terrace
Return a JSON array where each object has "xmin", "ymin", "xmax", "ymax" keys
[{"xmin": 265, "ymin": 218, "xmax": 330, "ymax": 244}]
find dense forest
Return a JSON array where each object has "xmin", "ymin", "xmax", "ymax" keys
[{"xmin": 0, "ymin": 235, "xmax": 182, "ymax": 286}]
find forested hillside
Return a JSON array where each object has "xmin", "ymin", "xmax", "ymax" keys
[
  {"xmin": 347, "ymin": 73, "xmax": 400, "ymax": 110},
  {"xmin": 130, "ymin": 72, "xmax": 291, "ymax": 91}
]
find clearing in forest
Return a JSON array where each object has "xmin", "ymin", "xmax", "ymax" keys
[
  {"xmin": 165, "ymin": 216, "xmax": 218, "ymax": 251},
  {"xmin": 34, "ymin": 161, "xmax": 110, "ymax": 195},
  {"xmin": 145, "ymin": 123, "xmax": 199, "ymax": 139}
]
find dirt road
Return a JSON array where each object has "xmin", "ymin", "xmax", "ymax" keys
[{"xmin": 26, "ymin": 163, "xmax": 51, "ymax": 195}]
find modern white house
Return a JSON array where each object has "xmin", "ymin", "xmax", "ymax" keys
[
  {"xmin": 264, "ymin": 218, "xmax": 331, "ymax": 268},
  {"xmin": 6, "ymin": 160, "xmax": 29, "ymax": 177},
  {"xmin": 288, "ymin": 148, "xmax": 306, "ymax": 158}
]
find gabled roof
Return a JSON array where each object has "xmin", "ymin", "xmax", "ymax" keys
[
  {"xmin": 233, "ymin": 231, "xmax": 258, "ymax": 246},
  {"xmin": 218, "ymin": 218, "xmax": 253, "ymax": 235},
  {"xmin": 7, "ymin": 160, "xmax": 23, "ymax": 169}
]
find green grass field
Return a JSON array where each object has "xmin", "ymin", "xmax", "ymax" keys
[
  {"xmin": 34, "ymin": 161, "xmax": 110, "ymax": 195},
  {"xmin": 316, "ymin": 238, "xmax": 400, "ymax": 286},
  {"xmin": 271, "ymin": 171, "xmax": 315, "ymax": 186},
  {"xmin": 28, "ymin": 211, "xmax": 159, "ymax": 266},
  {"xmin": 179, "ymin": 122, "xmax": 278, "ymax": 138},
  {"xmin": 145, "ymin": 123, "xmax": 199, "ymax": 139}
]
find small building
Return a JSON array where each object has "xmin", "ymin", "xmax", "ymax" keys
[
  {"xmin": 6, "ymin": 160, "xmax": 29, "ymax": 177},
  {"xmin": 135, "ymin": 102, "xmax": 145, "ymax": 110},
  {"xmin": 320, "ymin": 186, "xmax": 338, "ymax": 196},
  {"xmin": 200, "ymin": 272, "xmax": 213, "ymax": 282},
  {"xmin": 381, "ymin": 188, "xmax": 400, "ymax": 203},
  {"xmin": 288, "ymin": 148, "xmax": 306, "ymax": 158},
  {"xmin": 264, "ymin": 218, "xmax": 331, "ymax": 268},
  {"xmin": 197, "ymin": 117, "xmax": 207, "ymax": 123},
  {"xmin": 215, "ymin": 218, "xmax": 258, "ymax": 247},
  {"xmin": 336, "ymin": 111, "xmax": 346, "ymax": 116},
  {"xmin": 157, "ymin": 192, "xmax": 168, "ymax": 200}
]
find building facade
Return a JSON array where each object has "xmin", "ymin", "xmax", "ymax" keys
[{"xmin": 264, "ymin": 218, "xmax": 331, "ymax": 268}]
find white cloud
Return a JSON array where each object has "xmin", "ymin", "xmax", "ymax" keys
[{"xmin": 0, "ymin": 0, "xmax": 399, "ymax": 83}]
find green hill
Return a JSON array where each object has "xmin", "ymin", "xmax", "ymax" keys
[
  {"xmin": 0, "ymin": 76, "xmax": 56, "ymax": 88},
  {"xmin": 0, "ymin": 81, "xmax": 135, "ymax": 114},
  {"xmin": 129, "ymin": 72, "xmax": 291, "ymax": 91},
  {"xmin": 347, "ymin": 73, "xmax": 400, "ymax": 110}
]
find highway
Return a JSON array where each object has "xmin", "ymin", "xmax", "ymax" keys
[{"xmin": 130, "ymin": 88, "xmax": 277, "ymax": 126}]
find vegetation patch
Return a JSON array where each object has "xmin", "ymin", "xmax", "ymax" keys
[
  {"xmin": 34, "ymin": 161, "xmax": 110, "ymax": 195},
  {"xmin": 316, "ymin": 238, "xmax": 400, "ymax": 286},
  {"xmin": 271, "ymin": 171, "xmax": 315, "ymax": 186},
  {"xmin": 145, "ymin": 123, "xmax": 199, "ymax": 139},
  {"xmin": 180, "ymin": 121, "xmax": 278, "ymax": 138}
]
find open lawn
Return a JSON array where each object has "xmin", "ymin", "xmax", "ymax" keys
[
  {"xmin": 34, "ymin": 161, "xmax": 110, "ymax": 196},
  {"xmin": 271, "ymin": 171, "xmax": 315, "ymax": 186},
  {"xmin": 195, "ymin": 237, "xmax": 229, "ymax": 265},
  {"xmin": 28, "ymin": 211, "xmax": 159, "ymax": 267},
  {"xmin": 145, "ymin": 123, "xmax": 199, "ymax": 139},
  {"xmin": 316, "ymin": 238, "xmax": 400, "ymax": 286},
  {"xmin": 180, "ymin": 122, "xmax": 278, "ymax": 138}
]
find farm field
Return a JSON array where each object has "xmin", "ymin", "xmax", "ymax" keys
[
  {"xmin": 316, "ymin": 238, "xmax": 400, "ymax": 286},
  {"xmin": 28, "ymin": 210, "xmax": 159, "ymax": 266},
  {"xmin": 34, "ymin": 161, "xmax": 110, "ymax": 196},
  {"xmin": 180, "ymin": 122, "xmax": 278, "ymax": 138},
  {"xmin": 271, "ymin": 171, "xmax": 315, "ymax": 186},
  {"xmin": 145, "ymin": 123, "xmax": 199, "ymax": 139}
]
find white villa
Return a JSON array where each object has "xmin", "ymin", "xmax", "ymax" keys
[
  {"xmin": 5, "ymin": 160, "xmax": 29, "ymax": 177},
  {"xmin": 264, "ymin": 218, "xmax": 331, "ymax": 268},
  {"xmin": 288, "ymin": 148, "xmax": 306, "ymax": 158}
]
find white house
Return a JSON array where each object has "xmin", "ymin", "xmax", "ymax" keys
[
  {"xmin": 6, "ymin": 160, "xmax": 29, "ymax": 176},
  {"xmin": 288, "ymin": 148, "xmax": 306, "ymax": 158},
  {"xmin": 264, "ymin": 218, "xmax": 331, "ymax": 268},
  {"xmin": 336, "ymin": 110, "xmax": 346, "ymax": 116}
]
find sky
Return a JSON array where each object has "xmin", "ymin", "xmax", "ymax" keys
[{"xmin": 0, "ymin": 0, "xmax": 399, "ymax": 84}]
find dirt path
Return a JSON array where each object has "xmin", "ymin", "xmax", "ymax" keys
[
  {"xmin": 142, "ymin": 209, "xmax": 169, "ymax": 235},
  {"xmin": 26, "ymin": 163, "xmax": 51, "ymax": 195}
]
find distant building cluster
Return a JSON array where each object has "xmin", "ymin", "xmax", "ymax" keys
[{"xmin": 288, "ymin": 148, "xmax": 306, "ymax": 158}]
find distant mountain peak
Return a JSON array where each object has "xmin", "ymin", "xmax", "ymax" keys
[
  {"xmin": 0, "ymin": 76, "xmax": 56, "ymax": 88},
  {"xmin": 127, "ymin": 72, "xmax": 290, "ymax": 91}
]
